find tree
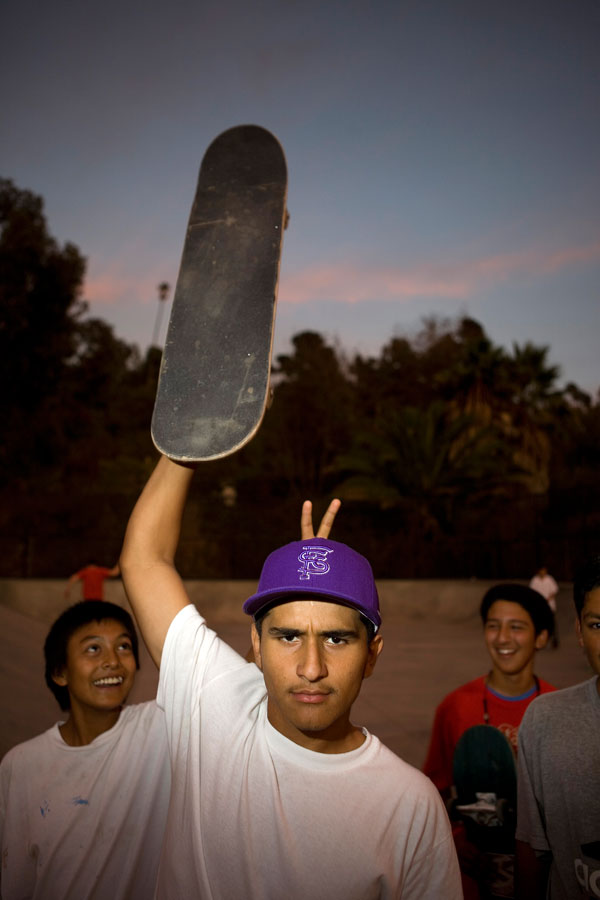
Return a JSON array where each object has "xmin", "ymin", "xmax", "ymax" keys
[
  {"xmin": 412, "ymin": 317, "xmax": 565, "ymax": 495},
  {"xmin": 243, "ymin": 331, "xmax": 355, "ymax": 497},
  {"xmin": 0, "ymin": 178, "xmax": 87, "ymax": 480},
  {"xmin": 336, "ymin": 400, "xmax": 513, "ymax": 533},
  {"xmin": 0, "ymin": 179, "xmax": 159, "ymax": 574}
]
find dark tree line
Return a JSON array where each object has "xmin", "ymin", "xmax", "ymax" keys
[{"xmin": 1, "ymin": 178, "xmax": 599, "ymax": 578}]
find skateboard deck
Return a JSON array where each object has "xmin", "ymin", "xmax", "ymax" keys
[
  {"xmin": 453, "ymin": 725, "xmax": 517, "ymax": 809},
  {"xmin": 151, "ymin": 125, "xmax": 287, "ymax": 461},
  {"xmin": 453, "ymin": 724, "xmax": 517, "ymax": 858},
  {"xmin": 453, "ymin": 727, "xmax": 517, "ymax": 896}
]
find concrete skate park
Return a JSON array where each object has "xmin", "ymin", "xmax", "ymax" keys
[{"xmin": 0, "ymin": 577, "xmax": 591, "ymax": 765}]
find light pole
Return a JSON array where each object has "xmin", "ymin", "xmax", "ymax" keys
[{"xmin": 151, "ymin": 281, "xmax": 171, "ymax": 347}]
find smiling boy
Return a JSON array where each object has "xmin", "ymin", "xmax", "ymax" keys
[
  {"xmin": 424, "ymin": 584, "xmax": 554, "ymax": 794},
  {"xmin": 516, "ymin": 556, "xmax": 600, "ymax": 899},
  {"xmin": 423, "ymin": 584, "xmax": 555, "ymax": 898},
  {"xmin": 0, "ymin": 601, "xmax": 170, "ymax": 900},
  {"xmin": 120, "ymin": 454, "xmax": 461, "ymax": 899}
]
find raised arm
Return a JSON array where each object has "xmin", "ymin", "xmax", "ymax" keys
[{"xmin": 120, "ymin": 455, "xmax": 196, "ymax": 666}]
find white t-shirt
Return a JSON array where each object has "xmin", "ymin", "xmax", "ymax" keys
[
  {"xmin": 0, "ymin": 701, "xmax": 170, "ymax": 900},
  {"xmin": 156, "ymin": 604, "xmax": 461, "ymax": 899}
]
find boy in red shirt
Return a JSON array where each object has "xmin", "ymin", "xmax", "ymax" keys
[
  {"xmin": 423, "ymin": 583, "xmax": 555, "ymax": 898},
  {"xmin": 65, "ymin": 562, "xmax": 120, "ymax": 601}
]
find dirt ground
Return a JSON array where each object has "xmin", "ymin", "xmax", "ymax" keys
[{"xmin": 0, "ymin": 579, "xmax": 591, "ymax": 766}]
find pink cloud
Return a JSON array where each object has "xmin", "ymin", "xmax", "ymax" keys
[
  {"xmin": 84, "ymin": 261, "xmax": 172, "ymax": 308},
  {"xmin": 279, "ymin": 239, "xmax": 600, "ymax": 305},
  {"xmin": 82, "ymin": 238, "xmax": 600, "ymax": 310}
]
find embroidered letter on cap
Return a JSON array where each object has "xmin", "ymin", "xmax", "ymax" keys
[{"xmin": 297, "ymin": 546, "xmax": 333, "ymax": 581}]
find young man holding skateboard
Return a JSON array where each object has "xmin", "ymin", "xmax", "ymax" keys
[
  {"xmin": 120, "ymin": 455, "xmax": 461, "ymax": 900},
  {"xmin": 0, "ymin": 601, "xmax": 170, "ymax": 900},
  {"xmin": 516, "ymin": 557, "xmax": 600, "ymax": 899},
  {"xmin": 423, "ymin": 583, "xmax": 555, "ymax": 898}
]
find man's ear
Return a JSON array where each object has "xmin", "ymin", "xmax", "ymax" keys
[
  {"xmin": 535, "ymin": 629, "xmax": 549, "ymax": 650},
  {"xmin": 363, "ymin": 634, "xmax": 384, "ymax": 679},
  {"xmin": 52, "ymin": 668, "xmax": 68, "ymax": 687},
  {"xmin": 250, "ymin": 623, "xmax": 263, "ymax": 671}
]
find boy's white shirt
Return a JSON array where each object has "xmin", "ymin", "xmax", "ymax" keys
[
  {"xmin": 155, "ymin": 603, "xmax": 461, "ymax": 900},
  {"xmin": 0, "ymin": 701, "xmax": 170, "ymax": 900}
]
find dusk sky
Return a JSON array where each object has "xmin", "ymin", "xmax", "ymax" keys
[{"xmin": 3, "ymin": 0, "xmax": 599, "ymax": 392}]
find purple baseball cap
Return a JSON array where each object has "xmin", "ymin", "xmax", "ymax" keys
[{"xmin": 243, "ymin": 538, "xmax": 381, "ymax": 630}]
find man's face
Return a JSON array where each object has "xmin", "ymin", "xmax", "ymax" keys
[
  {"xmin": 53, "ymin": 618, "xmax": 137, "ymax": 715},
  {"xmin": 576, "ymin": 587, "xmax": 600, "ymax": 677},
  {"xmin": 251, "ymin": 599, "xmax": 383, "ymax": 752},
  {"xmin": 483, "ymin": 600, "xmax": 547, "ymax": 677}
]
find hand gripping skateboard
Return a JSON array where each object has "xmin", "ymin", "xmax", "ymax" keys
[{"xmin": 151, "ymin": 125, "xmax": 287, "ymax": 461}]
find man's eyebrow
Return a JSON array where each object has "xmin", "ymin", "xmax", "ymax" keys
[
  {"xmin": 583, "ymin": 611, "xmax": 600, "ymax": 620},
  {"xmin": 267, "ymin": 626, "xmax": 303, "ymax": 637},
  {"xmin": 321, "ymin": 629, "xmax": 360, "ymax": 639},
  {"xmin": 266, "ymin": 626, "xmax": 360, "ymax": 639}
]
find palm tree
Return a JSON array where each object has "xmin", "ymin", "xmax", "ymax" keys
[{"xmin": 335, "ymin": 400, "xmax": 515, "ymax": 536}]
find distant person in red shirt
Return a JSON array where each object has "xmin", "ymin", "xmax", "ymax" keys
[
  {"xmin": 65, "ymin": 562, "xmax": 120, "ymax": 601},
  {"xmin": 423, "ymin": 584, "xmax": 555, "ymax": 899}
]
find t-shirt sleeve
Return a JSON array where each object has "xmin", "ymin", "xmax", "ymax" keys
[
  {"xmin": 157, "ymin": 604, "xmax": 248, "ymax": 720},
  {"xmin": 399, "ymin": 790, "xmax": 462, "ymax": 899},
  {"xmin": 516, "ymin": 703, "xmax": 550, "ymax": 852}
]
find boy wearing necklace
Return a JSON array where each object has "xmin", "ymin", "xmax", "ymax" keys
[
  {"xmin": 423, "ymin": 583, "xmax": 555, "ymax": 793},
  {"xmin": 423, "ymin": 583, "xmax": 555, "ymax": 898}
]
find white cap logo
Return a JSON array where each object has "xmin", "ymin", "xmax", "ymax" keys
[{"xmin": 297, "ymin": 546, "xmax": 333, "ymax": 581}]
